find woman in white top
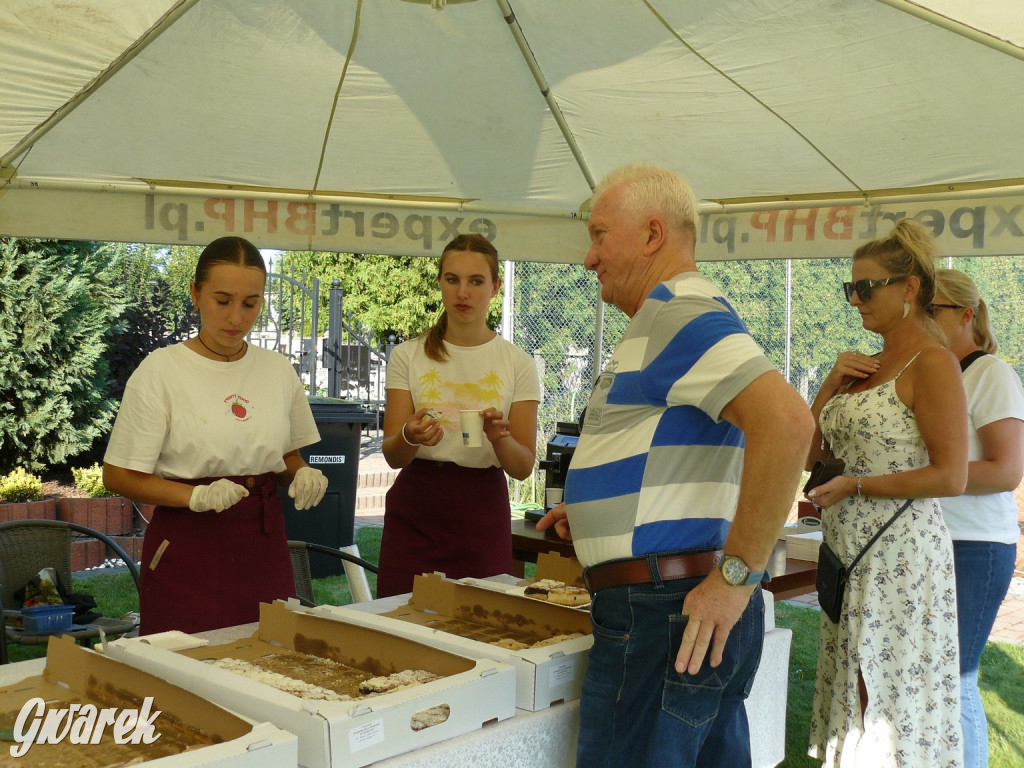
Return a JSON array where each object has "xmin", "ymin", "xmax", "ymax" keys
[
  {"xmin": 103, "ymin": 236, "xmax": 328, "ymax": 634},
  {"xmin": 377, "ymin": 234, "xmax": 540, "ymax": 597},
  {"xmin": 932, "ymin": 269, "xmax": 1024, "ymax": 768}
]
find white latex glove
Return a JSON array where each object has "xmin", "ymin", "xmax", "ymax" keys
[
  {"xmin": 189, "ymin": 478, "xmax": 249, "ymax": 513},
  {"xmin": 288, "ymin": 466, "xmax": 328, "ymax": 510}
]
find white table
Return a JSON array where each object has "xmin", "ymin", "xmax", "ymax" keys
[{"xmin": 0, "ymin": 590, "xmax": 790, "ymax": 768}]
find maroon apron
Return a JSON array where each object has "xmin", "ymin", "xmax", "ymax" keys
[
  {"xmin": 139, "ymin": 473, "xmax": 295, "ymax": 635},
  {"xmin": 376, "ymin": 459, "xmax": 513, "ymax": 598}
]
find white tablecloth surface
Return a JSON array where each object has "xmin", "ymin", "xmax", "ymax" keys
[{"xmin": 0, "ymin": 587, "xmax": 790, "ymax": 768}]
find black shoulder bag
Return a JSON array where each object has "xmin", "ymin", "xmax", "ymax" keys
[{"xmin": 816, "ymin": 499, "xmax": 912, "ymax": 623}]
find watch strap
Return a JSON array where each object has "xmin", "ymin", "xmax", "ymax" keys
[
  {"xmin": 743, "ymin": 569, "xmax": 771, "ymax": 585},
  {"xmin": 719, "ymin": 553, "xmax": 772, "ymax": 586}
]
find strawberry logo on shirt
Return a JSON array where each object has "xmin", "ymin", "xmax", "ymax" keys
[{"xmin": 224, "ymin": 394, "xmax": 252, "ymax": 422}]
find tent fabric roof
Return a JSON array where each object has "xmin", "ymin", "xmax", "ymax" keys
[{"xmin": 2, "ymin": 0, "xmax": 1024, "ymax": 262}]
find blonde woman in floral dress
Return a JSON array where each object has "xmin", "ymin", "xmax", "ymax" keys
[{"xmin": 803, "ymin": 219, "xmax": 968, "ymax": 767}]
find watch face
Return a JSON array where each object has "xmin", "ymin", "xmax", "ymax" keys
[{"xmin": 721, "ymin": 556, "xmax": 749, "ymax": 586}]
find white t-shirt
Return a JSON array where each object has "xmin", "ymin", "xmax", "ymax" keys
[
  {"xmin": 940, "ymin": 354, "xmax": 1024, "ymax": 544},
  {"xmin": 386, "ymin": 335, "xmax": 540, "ymax": 468},
  {"xmin": 104, "ymin": 344, "xmax": 320, "ymax": 479}
]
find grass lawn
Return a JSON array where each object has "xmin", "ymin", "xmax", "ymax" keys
[
  {"xmin": 775, "ymin": 601, "xmax": 1024, "ymax": 768},
  {"xmin": 6, "ymin": 525, "xmax": 1022, "ymax": 767}
]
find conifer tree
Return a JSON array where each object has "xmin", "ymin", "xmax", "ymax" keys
[
  {"xmin": 0, "ymin": 238, "xmax": 127, "ymax": 471},
  {"xmin": 100, "ymin": 242, "xmax": 195, "ymax": 402}
]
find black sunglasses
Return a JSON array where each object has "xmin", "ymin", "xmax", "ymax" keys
[
  {"xmin": 926, "ymin": 303, "xmax": 963, "ymax": 315},
  {"xmin": 842, "ymin": 275, "xmax": 907, "ymax": 302}
]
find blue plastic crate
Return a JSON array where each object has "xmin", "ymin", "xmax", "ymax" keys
[{"xmin": 20, "ymin": 604, "xmax": 74, "ymax": 633}]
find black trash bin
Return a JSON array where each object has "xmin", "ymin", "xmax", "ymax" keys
[{"xmin": 280, "ymin": 397, "xmax": 374, "ymax": 578}]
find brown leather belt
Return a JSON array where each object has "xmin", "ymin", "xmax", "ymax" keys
[{"xmin": 584, "ymin": 550, "xmax": 723, "ymax": 594}]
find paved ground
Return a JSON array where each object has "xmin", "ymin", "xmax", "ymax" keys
[{"xmin": 353, "ymin": 433, "xmax": 1024, "ymax": 645}]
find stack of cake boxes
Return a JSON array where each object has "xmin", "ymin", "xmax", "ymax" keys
[
  {"xmin": 105, "ymin": 600, "xmax": 520, "ymax": 768},
  {"xmin": 320, "ymin": 553, "xmax": 593, "ymax": 711},
  {"xmin": 100, "ymin": 555, "xmax": 591, "ymax": 766}
]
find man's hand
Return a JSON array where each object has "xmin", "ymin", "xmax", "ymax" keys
[
  {"xmin": 189, "ymin": 478, "xmax": 249, "ymax": 513},
  {"xmin": 534, "ymin": 502, "xmax": 572, "ymax": 540},
  {"xmin": 674, "ymin": 569, "xmax": 754, "ymax": 675}
]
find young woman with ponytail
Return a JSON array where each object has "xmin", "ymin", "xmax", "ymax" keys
[{"xmin": 377, "ymin": 234, "xmax": 539, "ymax": 597}]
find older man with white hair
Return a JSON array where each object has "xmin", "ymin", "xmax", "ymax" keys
[{"xmin": 539, "ymin": 163, "xmax": 814, "ymax": 767}]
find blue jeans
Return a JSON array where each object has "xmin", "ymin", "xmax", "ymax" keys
[
  {"xmin": 576, "ymin": 571, "xmax": 765, "ymax": 768},
  {"xmin": 953, "ymin": 540, "xmax": 1016, "ymax": 768}
]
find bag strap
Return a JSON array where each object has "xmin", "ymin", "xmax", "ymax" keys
[
  {"xmin": 960, "ymin": 350, "xmax": 988, "ymax": 372},
  {"xmin": 847, "ymin": 499, "xmax": 913, "ymax": 574}
]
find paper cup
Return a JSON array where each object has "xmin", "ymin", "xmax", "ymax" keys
[
  {"xmin": 545, "ymin": 487, "xmax": 564, "ymax": 508},
  {"xmin": 459, "ymin": 409, "xmax": 484, "ymax": 448}
]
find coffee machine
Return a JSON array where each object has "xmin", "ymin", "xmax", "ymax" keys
[{"xmin": 525, "ymin": 421, "xmax": 580, "ymax": 523}]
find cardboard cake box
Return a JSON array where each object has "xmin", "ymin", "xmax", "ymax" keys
[
  {"xmin": 320, "ymin": 571, "xmax": 593, "ymax": 711},
  {"xmin": 531, "ymin": 550, "xmax": 585, "ymax": 587},
  {"xmin": 785, "ymin": 530, "xmax": 823, "ymax": 561},
  {"xmin": 105, "ymin": 601, "xmax": 516, "ymax": 768},
  {"xmin": 0, "ymin": 634, "xmax": 297, "ymax": 767},
  {"xmin": 456, "ymin": 551, "xmax": 586, "ymax": 596}
]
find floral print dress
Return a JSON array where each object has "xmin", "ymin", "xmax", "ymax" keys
[{"xmin": 808, "ymin": 356, "xmax": 962, "ymax": 768}]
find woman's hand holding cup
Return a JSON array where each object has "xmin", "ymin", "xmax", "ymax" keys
[{"xmin": 480, "ymin": 408, "xmax": 511, "ymax": 445}]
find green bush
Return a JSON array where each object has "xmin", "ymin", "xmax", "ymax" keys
[
  {"xmin": 0, "ymin": 238, "xmax": 127, "ymax": 471},
  {"xmin": 0, "ymin": 467, "xmax": 44, "ymax": 502},
  {"xmin": 72, "ymin": 463, "xmax": 117, "ymax": 498}
]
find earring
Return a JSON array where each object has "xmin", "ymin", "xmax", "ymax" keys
[{"xmin": 903, "ymin": 301, "xmax": 910, "ymax": 319}]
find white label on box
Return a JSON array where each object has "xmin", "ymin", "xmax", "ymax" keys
[
  {"xmin": 309, "ymin": 454, "xmax": 345, "ymax": 464},
  {"xmin": 349, "ymin": 718, "xmax": 385, "ymax": 752},
  {"xmin": 548, "ymin": 659, "xmax": 575, "ymax": 688}
]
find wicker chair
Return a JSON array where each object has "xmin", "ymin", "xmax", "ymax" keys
[
  {"xmin": 287, "ymin": 540, "xmax": 378, "ymax": 607},
  {"xmin": 0, "ymin": 519, "xmax": 141, "ymax": 664}
]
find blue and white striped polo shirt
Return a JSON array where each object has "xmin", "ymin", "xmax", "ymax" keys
[{"xmin": 564, "ymin": 272, "xmax": 776, "ymax": 567}]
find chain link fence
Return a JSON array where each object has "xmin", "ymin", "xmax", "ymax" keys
[{"xmin": 509, "ymin": 256, "xmax": 1024, "ymax": 506}]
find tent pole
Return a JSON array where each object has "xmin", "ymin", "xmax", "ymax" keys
[
  {"xmin": 496, "ymin": 0, "xmax": 596, "ymax": 190},
  {"xmin": 705, "ymin": 181, "xmax": 1024, "ymax": 214},
  {"xmin": 1, "ymin": 177, "xmax": 587, "ymax": 219},
  {"xmin": 876, "ymin": 0, "xmax": 1024, "ymax": 62},
  {"xmin": 502, "ymin": 260, "xmax": 515, "ymax": 344},
  {"xmin": 13, "ymin": 176, "xmax": 1024, "ymax": 217},
  {"xmin": 785, "ymin": 259, "xmax": 792, "ymax": 383},
  {"xmin": 592, "ymin": 287, "xmax": 605, "ymax": 394}
]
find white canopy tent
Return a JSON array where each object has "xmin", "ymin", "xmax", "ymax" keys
[{"xmin": 3, "ymin": 0, "xmax": 1024, "ymax": 263}]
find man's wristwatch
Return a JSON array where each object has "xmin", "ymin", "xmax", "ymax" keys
[{"xmin": 717, "ymin": 554, "xmax": 770, "ymax": 586}]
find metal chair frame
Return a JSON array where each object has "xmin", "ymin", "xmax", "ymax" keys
[
  {"xmin": 287, "ymin": 540, "xmax": 378, "ymax": 607},
  {"xmin": 0, "ymin": 519, "xmax": 141, "ymax": 663}
]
